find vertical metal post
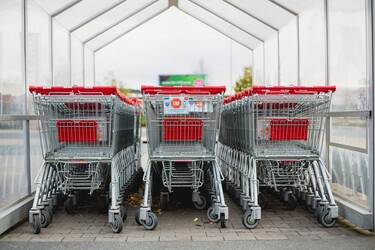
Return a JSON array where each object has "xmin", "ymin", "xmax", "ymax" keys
[
  {"xmin": 262, "ymin": 43, "xmax": 265, "ymax": 85},
  {"xmin": 68, "ymin": 32, "xmax": 72, "ymax": 86},
  {"xmin": 367, "ymin": 0, "xmax": 374, "ymax": 230},
  {"xmin": 230, "ymin": 38, "xmax": 232, "ymax": 92},
  {"xmin": 296, "ymin": 16, "xmax": 301, "ymax": 86},
  {"xmin": 50, "ymin": 16, "xmax": 54, "ymax": 86},
  {"xmin": 324, "ymin": 0, "xmax": 331, "ymax": 175},
  {"xmin": 82, "ymin": 43, "xmax": 85, "ymax": 86},
  {"xmin": 22, "ymin": 0, "xmax": 31, "ymax": 196},
  {"xmin": 93, "ymin": 51, "xmax": 96, "ymax": 86},
  {"xmin": 277, "ymin": 31, "xmax": 280, "ymax": 86}
]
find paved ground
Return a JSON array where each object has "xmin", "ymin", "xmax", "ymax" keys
[{"xmin": 1, "ymin": 188, "xmax": 374, "ymax": 250}]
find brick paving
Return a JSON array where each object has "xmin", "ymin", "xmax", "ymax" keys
[{"xmin": 0, "ymin": 191, "xmax": 363, "ymax": 243}]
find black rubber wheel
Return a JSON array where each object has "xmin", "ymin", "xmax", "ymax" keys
[
  {"xmin": 120, "ymin": 205, "xmax": 127, "ymax": 222},
  {"xmin": 220, "ymin": 213, "xmax": 226, "ymax": 228},
  {"xmin": 285, "ymin": 194, "xmax": 297, "ymax": 210},
  {"xmin": 135, "ymin": 209, "xmax": 142, "ymax": 226},
  {"xmin": 40, "ymin": 208, "xmax": 52, "ymax": 228},
  {"xmin": 320, "ymin": 210, "xmax": 337, "ymax": 228},
  {"xmin": 258, "ymin": 193, "xmax": 267, "ymax": 210},
  {"xmin": 193, "ymin": 195, "xmax": 207, "ymax": 210},
  {"xmin": 111, "ymin": 214, "xmax": 123, "ymax": 233},
  {"xmin": 316, "ymin": 205, "xmax": 326, "ymax": 223},
  {"xmin": 143, "ymin": 212, "xmax": 158, "ymax": 230},
  {"xmin": 64, "ymin": 198, "xmax": 76, "ymax": 214},
  {"xmin": 242, "ymin": 210, "xmax": 259, "ymax": 229},
  {"xmin": 31, "ymin": 214, "xmax": 41, "ymax": 234},
  {"xmin": 207, "ymin": 206, "xmax": 219, "ymax": 222}
]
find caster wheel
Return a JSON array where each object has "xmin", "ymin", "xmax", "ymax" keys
[
  {"xmin": 120, "ymin": 205, "xmax": 127, "ymax": 222},
  {"xmin": 193, "ymin": 195, "xmax": 207, "ymax": 210},
  {"xmin": 220, "ymin": 213, "xmax": 226, "ymax": 228},
  {"xmin": 142, "ymin": 212, "xmax": 158, "ymax": 230},
  {"xmin": 242, "ymin": 210, "xmax": 259, "ymax": 229},
  {"xmin": 40, "ymin": 208, "xmax": 52, "ymax": 228},
  {"xmin": 64, "ymin": 198, "xmax": 76, "ymax": 214},
  {"xmin": 306, "ymin": 204, "xmax": 315, "ymax": 213},
  {"xmin": 111, "ymin": 214, "xmax": 123, "ymax": 233},
  {"xmin": 320, "ymin": 211, "xmax": 337, "ymax": 228},
  {"xmin": 285, "ymin": 194, "xmax": 297, "ymax": 210},
  {"xmin": 135, "ymin": 209, "xmax": 142, "ymax": 226},
  {"xmin": 207, "ymin": 206, "xmax": 219, "ymax": 222},
  {"xmin": 316, "ymin": 206, "xmax": 325, "ymax": 223},
  {"xmin": 31, "ymin": 214, "xmax": 41, "ymax": 234},
  {"xmin": 258, "ymin": 193, "xmax": 267, "ymax": 210}
]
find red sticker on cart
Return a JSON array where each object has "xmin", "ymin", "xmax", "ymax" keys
[
  {"xmin": 171, "ymin": 98, "xmax": 182, "ymax": 108},
  {"xmin": 164, "ymin": 97, "xmax": 189, "ymax": 114}
]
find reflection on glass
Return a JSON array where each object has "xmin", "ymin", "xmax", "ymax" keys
[
  {"xmin": 330, "ymin": 146, "xmax": 369, "ymax": 209},
  {"xmin": 329, "ymin": 0, "xmax": 367, "ymax": 111},
  {"xmin": 0, "ymin": 122, "xmax": 26, "ymax": 209},
  {"xmin": 331, "ymin": 117, "xmax": 367, "ymax": 149},
  {"xmin": 30, "ymin": 120, "xmax": 43, "ymax": 192}
]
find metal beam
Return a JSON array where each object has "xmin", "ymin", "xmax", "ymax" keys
[
  {"xmin": 94, "ymin": 7, "xmax": 167, "ymax": 52},
  {"xmin": 179, "ymin": 8, "xmax": 254, "ymax": 51},
  {"xmin": 189, "ymin": 0, "xmax": 264, "ymax": 42},
  {"xmin": 51, "ymin": 0, "xmax": 83, "ymax": 18},
  {"xmin": 223, "ymin": 0, "xmax": 278, "ymax": 31},
  {"xmin": 83, "ymin": 0, "xmax": 158, "ymax": 44},
  {"xmin": 69, "ymin": 0, "xmax": 128, "ymax": 32},
  {"xmin": 267, "ymin": 0, "xmax": 298, "ymax": 16}
]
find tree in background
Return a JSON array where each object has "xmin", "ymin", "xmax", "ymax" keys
[
  {"xmin": 234, "ymin": 66, "xmax": 253, "ymax": 93},
  {"xmin": 104, "ymin": 71, "xmax": 130, "ymax": 95}
]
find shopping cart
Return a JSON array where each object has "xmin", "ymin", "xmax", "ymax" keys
[
  {"xmin": 137, "ymin": 85, "xmax": 228, "ymax": 230},
  {"xmin": 218, "ymin": 86, "xmax": 338, "ymax": 229},
  {"xmin": 28, "ymin": 86, "xmax": 142, "ymax": 234}
]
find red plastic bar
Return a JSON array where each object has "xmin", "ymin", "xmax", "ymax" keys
[
  {"xmin": 245, "ymin": 85, "xmax": 336, "ymax": 96},
  {"xmin": 29, "ymin": 85, "xmax": 135, "ymax": 105},
  {"xmin": 141, "ymin": 85, "xmax": 226, "ymax": 95}
]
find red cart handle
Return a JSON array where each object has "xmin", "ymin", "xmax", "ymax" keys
[
  {"xmin": 29, "ymin": 85, "xmax": 136, "ymax": 106},
  {"xmin": 141, "ymin": 85, "xmax": 226, "ymax": 95},
  {"xmin": 245, "ymin": 85, "xmax": 336, "ymax": 96}
]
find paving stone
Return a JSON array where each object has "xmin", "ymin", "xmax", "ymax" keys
[
  {"xmin": 29, "ymin": 236, "xmax": 64, "ymax": 242},
  {"xmin": 192, "ymin": 236, "xmax": 224, "ymax": 241},
  {"xmin": 160, "ymin": 235, "xmax": 192, "ymax": 241},
  {"xmin": 95, "ymin": 236, "xmax": 127, "ymax": 242},
  {"xmin": 127, "ymin": 236, "xmax": 160, "ymax": 242},
  {"xmin": 62, "ymin": 237, "xmax": 95, "ymax": 242}
]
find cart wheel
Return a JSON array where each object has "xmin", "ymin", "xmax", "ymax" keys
[
  {"xmin": 258, "ymin": 193, "xmax": 267, "ymax": 210},
  {"xmin": 320, "ymin": 210, "xmax": 336, "ymax": 228},
  {"xmin": 135, "ymin": 209, "xmax": 142, "ymax": 226},
  {"xmin": 193, "ymin": 195, "xmax": 207, "ymax": 210},
  {"xmin": 285, "ymin": 194, "xmax": 297, "ymax": 210},
  {"xmin": 120, "ymin": 205, "xmax": 127, "ymax": 222},
  {"xmin": 306, "ymin": 204, "xmax": 315, "ymax": 213},
  {"xmin": 316, "ymin": 205, "xmax": 325, "ymax": 223},
  {"xmin": 207, "ymin": 206, "xmax": 219, "ymax": 222},
  {"xmin": 220, "ymin": 213, "xmax": 226, "ymax": 228},
  {"xmin": 242, "ymin": 210, "xmax": 259, "ymax": 229},
  {"xmin": 64, "ymin": 198, "xmax": 76, "ymax": 214},
  {"xmin": 31, "ymin": 214, "xmax": 41, "ymax": 234},
  {"xmin": 111, "ymin": 214, "xmax": 123, "ymax": 233},
  {"xmin": 142, "ymin": 212, "xmax": 158, "ymax": 230},
  {"xmin": 40, "ymin": 208, "xmax": 52, "ymax": 228}
]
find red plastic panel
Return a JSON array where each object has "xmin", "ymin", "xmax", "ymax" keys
[
  {"xmin": 270, "ymin": 118, "xmax": 310, "ymax": 141},
  {"xmin": 56, "ymin": 120, "xmax": 98, "ymax": 143},
  {"xmin": 245, "ymin": 86, "xmax": 336, "ymax": 96},
  {"xmin": 162, "ymin": 117, "xmax": 203, "ymax": 141},
  {"xmin": 141, "ymin": 85, "xmax": 226, "ymax": 95}
]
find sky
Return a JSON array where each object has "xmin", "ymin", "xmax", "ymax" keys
[{"xmin": 95, "ymin": 7, "xmax": 253, "ymax": 95}]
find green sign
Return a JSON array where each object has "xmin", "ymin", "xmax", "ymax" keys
[{"xmin": 159, "ymin": 74, "xmax": 206, "ymax": 86}]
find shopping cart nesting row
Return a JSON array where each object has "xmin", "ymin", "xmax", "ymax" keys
[
  {"xmin": 28, "ymin": 86, "xmax": 142, "ymax": 234},
  {"xmin": 137, "ymin": 85, "xmax": 228, "ymax": 230},
  {"xmin": 218, "ymin": 86, "xmax": 338, "ymax": 229}
]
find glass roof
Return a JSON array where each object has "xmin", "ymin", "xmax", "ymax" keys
[{"xmin": 32, "ymin": 0, "xmax": 316, "ymax": 51}]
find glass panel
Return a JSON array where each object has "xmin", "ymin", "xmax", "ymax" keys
[
  {"xmin": 330, "ymin": 146, "xmax": 369, "ymax": 210},
  {"xmin": 191, "ymin": 0, "xmax": 275, "ymax": 41},
  {"xmin": 71, "ymin": 36, "xmax": 83, "ymax": 84},
  {"xmin": 53, "ymin": 21, "xmax": 70, "ymax": 86},
  {"xmin": 253, "ymin": 44, "xmax": 264, "ymax": 85},
  {"xmin": 299, "ymin": 0, "xmax": 325, "ymax": 86},
  {"xmin": 273, "ymin": 0, "xmax": 316, "ymax": 14},
  {"xmin": 264, "ymin": 33, "xmax": 278, "ymax": 86},
  {"xmin": 329, "ymin": 0, "xmax": 367, "ymax": 111},
  {"xmin": 94, "ymin": 7, "xmax": 252, "ymax": 94},
  {"xmin": 84, "ymin": 47, "xmax": 94, "ymax": 86},
  {"xmin": 0, "ymin": 121, "xmax": 26, "ymax": 209},
  {"xmin": 331, "ymin": 117, "xmax": 367, "ymax": 149},
  {"xmin": 30, "ymin": 120, "xmax": 43, "ymax": 192},
  {"xmin": 33, "ymin": 0, "xmax": 76, "ymax": 15},
  {"xmin": 227, "ymin": 0, "xmax": 294, "ymax": 30},
  {"xmin": 87, "ymin": 0, "xmax": 169, "ymax": 51},
  {"xmin": 73, "ymin": 0, "xmax": 156, "ymax": 42},
  {"xmin": 55, "ymin": 0, "xmax": 119, "ymax": 31},
  {"xmin": 279, "ymin": 18, "xmax": 298, "ymax": 85},
  {"xmin": 178, "ymin": 0, "xmax": 260, "ymax": 50},
  {"xmin": 0, "ymin": 0, "xmax": 25, "ymax": 115}
]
